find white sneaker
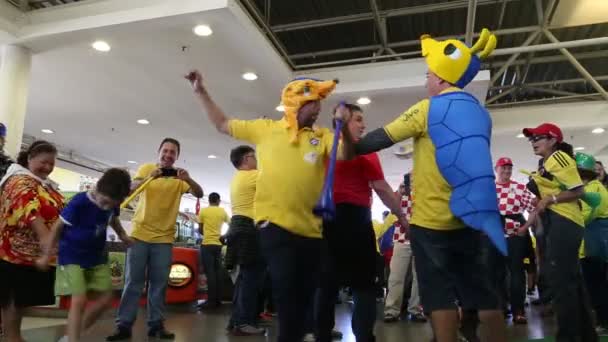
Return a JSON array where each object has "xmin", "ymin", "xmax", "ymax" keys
[
  {"xmin": 302, "ymin": 333, "xmax": 315, "ymax": 342},
  {"xmin": 596, "ymin": 326, "xmax": 608, "ymax": 336}
]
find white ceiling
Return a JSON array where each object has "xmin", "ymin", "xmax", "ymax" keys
[
  {"xmin": 21, "ymin": 7, "xmax": 293, "ymax": 206},
  {"xmin": 2, "ymin": 0, "xmax": 608, "ymax": 219}
]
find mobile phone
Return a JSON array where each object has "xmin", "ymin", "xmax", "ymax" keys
[{"xmin": 160, "ymin": 168, "xmax": 178, "ymax": 177}]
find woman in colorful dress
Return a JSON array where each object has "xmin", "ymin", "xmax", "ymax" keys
[{"xmin": 0, "ymin": 141, "xmax": 64, "ymax": 342}]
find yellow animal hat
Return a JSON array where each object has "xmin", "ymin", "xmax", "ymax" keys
[
  {"xmin": 421, "ymin": 28, "xmax": 497, "ymax": 88},
  {"xmin": 280, "ymin": 77, "xmax": 338, "ymax": 143}
]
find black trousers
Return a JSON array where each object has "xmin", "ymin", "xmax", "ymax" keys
[
  {"xmin": 536, "ymin": 218, "xmax": 553, "ymax": 305},
  {"xmin": 260, "ymin": 223, "xmax": 321, "ymax": 342},
  {"xmin": 482, "ymin": 234, "xmax": 507, "ymax": 307},
  {"xmin": 544, "ymin": 211, "xmax": 597, "ymax": 342},
  {"xmin": 200, "ymin": 245, "xmax": 223, "ymax": 306},
  {"xmin": 506, "ymin": 235, "xmax": 528, "ymax": 315},
  {"xmin": 581, "ymin": 257, "xmax": 608, "ymax": 326},
  {"xmin": 315, "ymin": 204, "xmax": 378, "ymax": 342}
]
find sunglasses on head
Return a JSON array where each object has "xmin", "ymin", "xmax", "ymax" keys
[{"xmin": 528, "ymin": 135, "xmax": 551, "ymax": 143}]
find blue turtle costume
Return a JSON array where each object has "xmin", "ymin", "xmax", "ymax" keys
[{"xmin": 422, "ymin": 29, "xmax": 507, "ymax": 255}]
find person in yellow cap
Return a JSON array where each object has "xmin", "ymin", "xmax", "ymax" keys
[
  {"xmin": 184, "ymin": 70, "xmax": 353, "ymax": 342},
  {"xmin": 345, "ymin": 29, "xmax": 508, "ymax": 342}
]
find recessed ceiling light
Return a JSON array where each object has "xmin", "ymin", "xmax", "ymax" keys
[
  {"xmin": 592, "ymin": 128, "xmax": 605, "ymax": 134},
  {"xmin": 137, "ymin": 119, "xmax": 150, "ymax": 125},
  {"xmin": 276, "ymin": 105, "xmax": 285, "ymax": 112},
  {"xmin": 41, "ymin": 129, "xmax": 54, "ymax": 134},
  {"xmin": 193, "ymin": 25, "xmax": 213, "ymax": 37},
  {"xmin": 208, "ymin": 155, "xmax": 217, "ymax": 159},
  {"xmin": 242, "ymin": 72, "xmax": 258, "ymax": 81},
  {"xmin": 127, "ymin": 160, "xmax": 137, "ymax": 164},
  {"xmin": 575, "ymin": 146, "xmax": 585, "ymax": 151},
  {"xmin": 357, "ymin": 97, "xmax": 371, "ymax": 105},
  {"xmin": 92, "ymin": 41, "xmax": 111, "ymax": 52},
  {"xmin": 516, "ymin": 133, "xmax": 525, "ymax": 138}
]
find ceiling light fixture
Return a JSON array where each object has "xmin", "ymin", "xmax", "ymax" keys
[
  {"xmin": 127, "ymin": 161, "xmax": 137, "ymax": 164},
  {"xmin": 516, "ymin": 133, "xmax": 525, "ymax": 138},
  {"xmin": 193, "ymin": 25, "xmax": 213, "ymax": 37},
  {"xmin": 357, "ymin": 97, "xmax": 371, "ymax": 105},
  {"xmin": 276, "ymin": 105, "xmax": 285, "ymax": 112},
  {"xmin": 137, "ymin": 119, "xmax": 150, "ymax": 125},
  {"xmin": 208, "ymin": 155, "xmax": 218, "ymax": 159},
  {"xmin": 574, "ymin": 146, "xmax": 585, "ymax": 151},
  {"xmin": 41, "ymin": 129, "xmax": 54, "ymax": 134},
  {"xmin": 92, "ymin": 41, "xmax": 111, "ymax": 52},
  {"xmin": 242, "ymin": 72, "xmax": 258, "ymax": 81},
  {"xmin": 592, "ymin": 127, "xmax": 605, "ymax": 134}
]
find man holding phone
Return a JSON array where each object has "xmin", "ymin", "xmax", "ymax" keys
[{"xmin": 107, "ymin": 138, "xmax": 203, "ymax": 341}]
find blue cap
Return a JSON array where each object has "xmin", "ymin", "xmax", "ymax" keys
[{"xmin": 0, "ymin": 123, "xmax": 6, "ymax": 138}]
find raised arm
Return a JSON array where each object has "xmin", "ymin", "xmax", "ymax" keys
[{"xmin": 185, "ymin": 70, "xmax": 230, "ymax": 135}]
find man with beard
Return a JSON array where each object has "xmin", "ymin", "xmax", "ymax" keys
[{"xmin": 185, "ymin": 70, "xmax": 353, "ymax": 342}]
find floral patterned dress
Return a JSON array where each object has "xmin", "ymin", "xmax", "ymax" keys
[{"xmin": 0, "ymin": 174, "xmax": 64, "ymax": 266}]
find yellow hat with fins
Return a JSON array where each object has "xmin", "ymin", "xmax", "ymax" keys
[
  {"xmin": 421, "ymin": 28, "xmax": 497, "ymax": 88},
  {"xmin": 281, "ymin": 77, "xmax": 338, "ymax": 143}
]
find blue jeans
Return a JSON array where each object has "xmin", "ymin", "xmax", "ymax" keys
[
  {"xmin": 230, "ymin": 260, "xmax": 265, "ymax": 326},
  {"xmin": 260, "ymin": 223, "xmax": 321, "ymax": 342},
  {"xmin": 116, "ymin": 240, "xmax": 173, "ymax": 331}
]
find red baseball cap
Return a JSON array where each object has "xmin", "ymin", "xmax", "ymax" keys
[
  {"xmin": 522, "ymin": 123, "xmax": 563, "ymax": 143},
  {"xmin": 495, "ymin": 157, "xmax": 513, "ymax": 167}
]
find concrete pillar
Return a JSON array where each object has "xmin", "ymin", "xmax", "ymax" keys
[{"xmin": 0, "ymin": 44, "xmax": 32, "ymax": 158}]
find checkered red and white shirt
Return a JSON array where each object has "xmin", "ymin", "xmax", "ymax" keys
[
  {"xmin": 392, "ymin": 194, "xmax": 413, "ymax": 244},
  {"xmin": 496, "ymin": 181, "xmax": 535, "ymax": 236}
]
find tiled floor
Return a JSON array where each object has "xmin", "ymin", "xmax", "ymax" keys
[{"xmin": 21, "ymin": 303, "xmax": 559, "ymax": 342}]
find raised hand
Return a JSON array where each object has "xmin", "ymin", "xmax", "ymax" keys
[
  {"xmin": 334, "ymin": 104, "xmax": 352, "ymax": 122},
  {"xmin": 184, "ymin": 70, "xmax": 205, "ymax": 93}
]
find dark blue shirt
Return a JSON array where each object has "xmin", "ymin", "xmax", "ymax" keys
[{"xmin": 58, "ymin": 192, "xmax": 119, "ymax": 268}]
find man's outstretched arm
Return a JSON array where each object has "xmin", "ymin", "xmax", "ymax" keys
[
  {"xmin": 354, "ymin": 128, "xmax": 395, "ymax": 156},
  {"xmin": 354, "ymin": 99, "xmax": 429, "ymax": 156},
  {"xmin": 185, "ymin": 70, "xmax": 230, "ymax": 135}
]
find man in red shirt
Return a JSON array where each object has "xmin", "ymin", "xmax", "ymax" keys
[
  {"xmin": 494, "ymin": 157, "xmax": 536, "ymax": 324},
  {"xmin": 315, "ymin": 104, "xmax": 405, "ymax": 342}
]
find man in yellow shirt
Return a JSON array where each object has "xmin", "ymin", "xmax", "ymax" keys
[
  {"xmin": 224, "ymin": 145, "xmax": 266, "ymax": 336},
  {"xmin": 108, "ymin": 138, "xmax": 203, "ymax": 341},
  {"xmin": 198, "ymin": 192, "xmax": 230, "ymax": 310},
  {"xmin": 575, "ymin": 152, "xmax": 608, "ymax": 334},
  {"xmin": 185, "ymin": 70, "xmax": 353, "ymax": 342},
  {"xmin": 347, "ymin": 30, "xmax": 507, "ymax": 342}
]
